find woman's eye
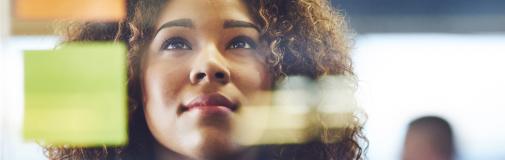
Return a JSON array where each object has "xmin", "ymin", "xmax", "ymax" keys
[
  {"xmin": 161, "ymin": 37, "xmax": 192, "ymax": 50},
  {"xmin": 227, "ymin": 36, "xmax": 257, "ymax": 49}
]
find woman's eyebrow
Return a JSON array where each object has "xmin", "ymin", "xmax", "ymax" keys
[
  {"xmin": 155, "ymin": 19, "xmax": 194, "ymax": 35},
  {"xmin": 223, "ymin": 20, "xmax": 260, "ymax": 32}
]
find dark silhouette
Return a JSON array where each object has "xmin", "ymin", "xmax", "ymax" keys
[{"xmin": 402, "ymin": 116, "xmax": 455, "ymax": 160}]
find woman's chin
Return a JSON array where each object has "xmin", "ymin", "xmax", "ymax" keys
[
  {"xmin": 156, "ymin": 131, "xmax": 240, "ymax": 160},
  {"xmin": 191, "ymin": 128, "xmax": 241, "ymax": 160}
]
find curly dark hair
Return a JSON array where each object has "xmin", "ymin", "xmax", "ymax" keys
[{"xmin": 44, "ymin": 0, "xmax": 367, "ymax": 159}]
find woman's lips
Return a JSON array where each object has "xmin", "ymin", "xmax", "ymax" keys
[{"xmin": 183, "ymin": 93, "xmax": 239, "ymax": 113}]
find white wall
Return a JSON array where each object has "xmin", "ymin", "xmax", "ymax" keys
[
  {"xmin": 0, "ymin": 0, "xmax": 10, "ymax": 158},
  {"xmin": 354, "ymin": 34, "xmax": 505, "ymax": 160},
  {"xmin": 0, "ymin": 0, "xmax": 8, "ymax": 39}
]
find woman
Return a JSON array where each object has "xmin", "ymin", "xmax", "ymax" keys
[{"xmin": 46, "ymin": 0, "xmax": 366, "ymax": 159}]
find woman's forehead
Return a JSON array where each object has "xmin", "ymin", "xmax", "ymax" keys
[{"xmin": 156, "ymin": 0, "xmax": 255, "ymax": 28}]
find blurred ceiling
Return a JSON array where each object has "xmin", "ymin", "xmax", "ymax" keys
[{"xmin": 332, "ymin": 0, "xmax": 505, "ymax": 33}]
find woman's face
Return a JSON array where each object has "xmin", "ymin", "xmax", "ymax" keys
[{"xmin": 142, "ymin": 0, "xmax": 271, "ymax": 159}]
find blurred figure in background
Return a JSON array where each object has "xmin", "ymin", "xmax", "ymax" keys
[{"xmin": 402, "ymin": 116, "xmax": 455, "ymax": 160}]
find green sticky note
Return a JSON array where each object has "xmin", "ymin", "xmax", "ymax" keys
[{"xmin": 23, "ymin": 42, "xmax": 128, "ymax": 146}]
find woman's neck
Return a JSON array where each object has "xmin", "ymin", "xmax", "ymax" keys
[{"xmin": 154, "ymin": 143, "xmax": 260, "ymax": 160}]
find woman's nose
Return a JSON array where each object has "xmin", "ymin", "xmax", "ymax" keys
[{"xmin": 189, "ymin": 49, "xmax": 230, "ymax": 85}]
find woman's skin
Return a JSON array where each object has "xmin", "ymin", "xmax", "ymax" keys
[{"xmin": 142, "ymin": 0, "xmax": 272, "ymax": 159}]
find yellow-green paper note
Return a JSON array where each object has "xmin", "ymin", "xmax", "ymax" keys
[{"xmin": 23, "ymin": 42, "xmax": 128, "ymax": 146}]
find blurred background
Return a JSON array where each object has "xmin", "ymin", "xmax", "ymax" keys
[
  {"xmin": 333, "ymin": 0, "xmax": 505, "ymax": 159},
  {"xmin": 1, "ymin": 0, "xmax": 505, "ymax": 159}
]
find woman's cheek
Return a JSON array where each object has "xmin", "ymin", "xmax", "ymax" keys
[
  {"xmin": 231, "ymin": 61, "xmax": 271, "ymax": 94},
  {"xmin": 145, "ymin": 60, "xmax": 191, "ymax": 101}
]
